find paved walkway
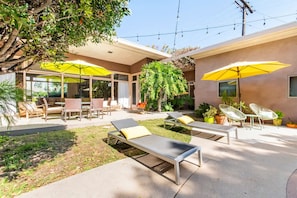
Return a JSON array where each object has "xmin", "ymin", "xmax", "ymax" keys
[{"xmin": 4, "ymin": 110, "xmax": 297, "ymax": 198}]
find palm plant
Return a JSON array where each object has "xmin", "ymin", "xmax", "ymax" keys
[{"xmin": 0, "ymin": 80, "xmax": 24, "ymax": 127}]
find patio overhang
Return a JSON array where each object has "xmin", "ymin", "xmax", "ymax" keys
[{"xmin": 68, "ymin": 38, "xmax": 172, "ymax": 66}]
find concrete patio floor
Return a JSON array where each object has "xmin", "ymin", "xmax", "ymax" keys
[{"xmin": 3, "ymin": 110, "xmax": 296, "ymax": 198}]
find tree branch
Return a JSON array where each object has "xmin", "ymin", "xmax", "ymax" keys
[
  {"xmin": 0, "ymin": 40, "xmax": 23, "ymax": 62},
  {"xmin": 30, "ymin": 0, "xmax": 53, "ymax": 14},
  {"xmin": 0, "ymin": 28, "xmax": 20, "ymax": 56}
]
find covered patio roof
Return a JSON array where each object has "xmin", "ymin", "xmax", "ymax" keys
[{"xmin": 68, "ymin": 38, "xmax": 171, "ymax": 66}]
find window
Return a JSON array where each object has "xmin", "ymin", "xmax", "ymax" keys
[
  {"xmin": 218, "ymin": 81, "xmax": 236, "ymax": 97},
  {"xmin": 114, "ymin": 74, "xmax": 128, "ymax": 81},
  {"xmin": 289, "ymin": 76, "xmax": 297, "ymax": 97}
]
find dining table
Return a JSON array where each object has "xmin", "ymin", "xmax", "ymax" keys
[{"xmin": 55, "ymin": 101, "xmax": 91, "ymax": 113}]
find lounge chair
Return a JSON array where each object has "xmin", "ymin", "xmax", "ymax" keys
[
  {"xmin": 18, "ymin": 101, "xmax": 44, "ymax": 119},
  {"xmin": 164, "ymin": 112, "xmax": 238, "ymax": 144},
  {"xmin": 249, "ymin": 103, "xmax": 278, "ymax": 128},
  {"xmin": 108, "ymin": 118, "xmax": 202, "ymax": 185},
  {"xmin": 42, "ymin": 98, "xmax": 63, "ymax": 121}
]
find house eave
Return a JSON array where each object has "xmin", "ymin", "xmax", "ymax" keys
[{"xmin": 184, "ymin": 22, "xmax": 297, "ymax": 59}]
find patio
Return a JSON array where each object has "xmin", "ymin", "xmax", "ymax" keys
[{"xmin": 5, "ymin": 110, "xmax": 296, "ymax": 198}]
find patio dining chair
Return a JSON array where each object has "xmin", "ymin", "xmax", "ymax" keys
[
  {"xmin": 103, "ymin": 100, "xmax": 111, "ymax": 115},
  {"xmin": 62, "ymin": 98, "xmax": 82, "ymax": 121},
  {"xmin": 88, "ymin": 98, "xmax": 104, "ymax": 119}
]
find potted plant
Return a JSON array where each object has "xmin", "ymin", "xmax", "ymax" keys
[
  {"xmin": 215, "ymin": 110, "xmax": 226, "ymax": 125},
  {"xmin": 286, "ymin": 118, "xmax": 297, "ymax": 128},
  {"xmin": 203, "ymin": 105, "xmax": 218, "ymax": 124},
  {"xmin": 195, "ymin": 102, "xmax": 210, "ymax": 118},
  {"xmin": 273, "ymin": 110, "xmax": 284, "ymax": 126}
]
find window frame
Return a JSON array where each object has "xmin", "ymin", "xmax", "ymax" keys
[
  {"xmin": 217, "ymin": 80, "xmax": 237, "ymax": 98},
  {"xmin": 288, "ymin": 75, "xmax": 297, "ymax": 98}
]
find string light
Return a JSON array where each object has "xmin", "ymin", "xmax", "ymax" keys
[{"xmin": 119, "ymin": 13, "xmax": 296, "ymax": 41}]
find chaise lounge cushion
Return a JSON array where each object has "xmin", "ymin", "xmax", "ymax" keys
[
  {"xmin": 121, "ymin": 125, "xmax": 152, "ymax": 139},
  {"xmin": 177, "ymin": 115, "xmax": 194, "ymax": 124}
]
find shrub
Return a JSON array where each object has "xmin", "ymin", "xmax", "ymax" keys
[{"xmin": 195, "ymin": 102, "xmax": 210, "ymax": 118}]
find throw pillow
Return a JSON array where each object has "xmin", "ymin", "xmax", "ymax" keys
[
  {"xmin": 178, "ymin": 115, "xmax": 194, "ymax": 124},
  {"xmin": 121, "ymin": 125, "xmax": 152, "ymax": 140}
]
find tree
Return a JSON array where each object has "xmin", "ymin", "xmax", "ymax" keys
[
  {"xmin": 0, "ymin": 0, "xmax": 130, "ymax": 74},
  {"xmin": 148, "ymin": 45, "xmax": 197, "ymax": 71},
  {"xmin": 139, "ymin": 61, "xmax": 188, "ymax": 112},
  {"xmin": 0, "ymin": 80, "xmax": 23, "ymax": 127}
]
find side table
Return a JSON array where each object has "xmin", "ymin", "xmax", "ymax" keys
[{"xmin": 245, "ymin": 114, "xmax": 261, "ymax": 129}]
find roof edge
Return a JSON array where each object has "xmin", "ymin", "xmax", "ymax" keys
[
  {"xmin": 183, "ymin": 22, "xmax": 297, "ymax": 59},
  {"xmin": 113, "ymin": 38, "xmax": 172, "ymax": 58}
]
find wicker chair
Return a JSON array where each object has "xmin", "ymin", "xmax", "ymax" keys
[
  {"xmin": 249, "ymin": 103, "xmax": 278, "ymax": 127},
  {"xmin": 219, "ymin": 104, "xmax": 247, "ymax": 126}
]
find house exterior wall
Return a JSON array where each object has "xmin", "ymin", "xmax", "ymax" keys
[
  {"xmin": 194, "ymin": 36, "xmax": 297, "ymax": 123},
  {"xmin": 130, "ymin": 58, "xmax": 154, "ymax": 74},
  {"xmin": 67, "ymin": 53, "xmax": 130, "ymax": 73}
]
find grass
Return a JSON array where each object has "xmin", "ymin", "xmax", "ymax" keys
[{"xmin": 0, "ymin": 119, "xmax": 191, "ymax": 197}]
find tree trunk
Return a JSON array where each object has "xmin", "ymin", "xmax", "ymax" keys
[{"xmin": 157, "ymin": 98, "xmax": 162, "ymax": 112}]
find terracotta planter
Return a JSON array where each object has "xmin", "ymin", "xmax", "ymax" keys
[
  {"xmin": 215, "ymin": 114, "xmax": 226, "ymax": 125},
  {"xmin": 286, "ymin": 123, "xmax": 297, "ymax": 128}
]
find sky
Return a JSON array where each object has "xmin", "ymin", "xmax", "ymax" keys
[{"xmin": 116, "ymin": 0, "xmax": 297, "ymax": 51}]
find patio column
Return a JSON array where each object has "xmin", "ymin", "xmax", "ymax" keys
[
  {"xmin": 23, "ymin": 70, "xmax": 26, "ymax": 101},
  {"xmin": 89, "ymin": 76, "xmax": 93, "ymax": 98},
  {"xmin": 61, "ymin": 73, "xmax": 64, "ymax": 99},
  {"xmin": 111, "ymin": 74, "xmax": 114, "ymax": 100}
]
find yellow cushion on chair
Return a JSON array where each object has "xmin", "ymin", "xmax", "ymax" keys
[
  {"xmin": 121, "ymin": 126, "xmax": 152, "ymax": 139},
  {"xmin": 178, "ymin": 115, "xmax": 194, "ymax": 124}
]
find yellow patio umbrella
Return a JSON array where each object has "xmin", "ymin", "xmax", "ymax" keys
[
  {"xmin": 201, "ymin": 61, "xmax": 291, "ymax": 103},
  {"xmin": 40, "ymin": 60, "xmax": 112, "ymax": 97},
  {"xmin": 40, "ymin": 60, "xmax": 112, "ymax": 76},
  {"xmin": 37, "ymin": 75, "xmax": 86, "ymax": 83}
]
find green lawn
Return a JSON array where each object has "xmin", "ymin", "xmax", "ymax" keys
[{"xmin": 0, "ymin": 119, "xmax": 191, "ymax": 197}]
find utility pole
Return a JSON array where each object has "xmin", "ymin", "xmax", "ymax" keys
[{"xmin": 235, "ymin": 0, "xmax": 253, "ymax": 36}]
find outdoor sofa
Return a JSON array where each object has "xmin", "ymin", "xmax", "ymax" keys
[
  {"xmin": 164, "ymin": 112, "xmax": 238, "ymax": 144},
  {"xmin": 108, "ymin": 118, "xmax": 202, "ymax": 185}
]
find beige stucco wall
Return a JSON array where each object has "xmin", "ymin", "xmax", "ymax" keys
[
  {"xmin": 67, "ymin": 53, "xmax": 154, "ymax": 75},
  {"xmin": 67, "ymin": 53, "xmax": 131, "ymax": 73},
  {"xmin": 194, "ymin": 36, "xmax": 297, "ymax": 123}
]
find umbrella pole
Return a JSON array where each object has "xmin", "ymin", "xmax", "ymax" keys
[
  {"xmin": 79, "ymin": 67, "xmax": 82, "ymax": 98},
  {"xmin": 237, "ymin": 78, "xmax": 242, "ymax": 111}
]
